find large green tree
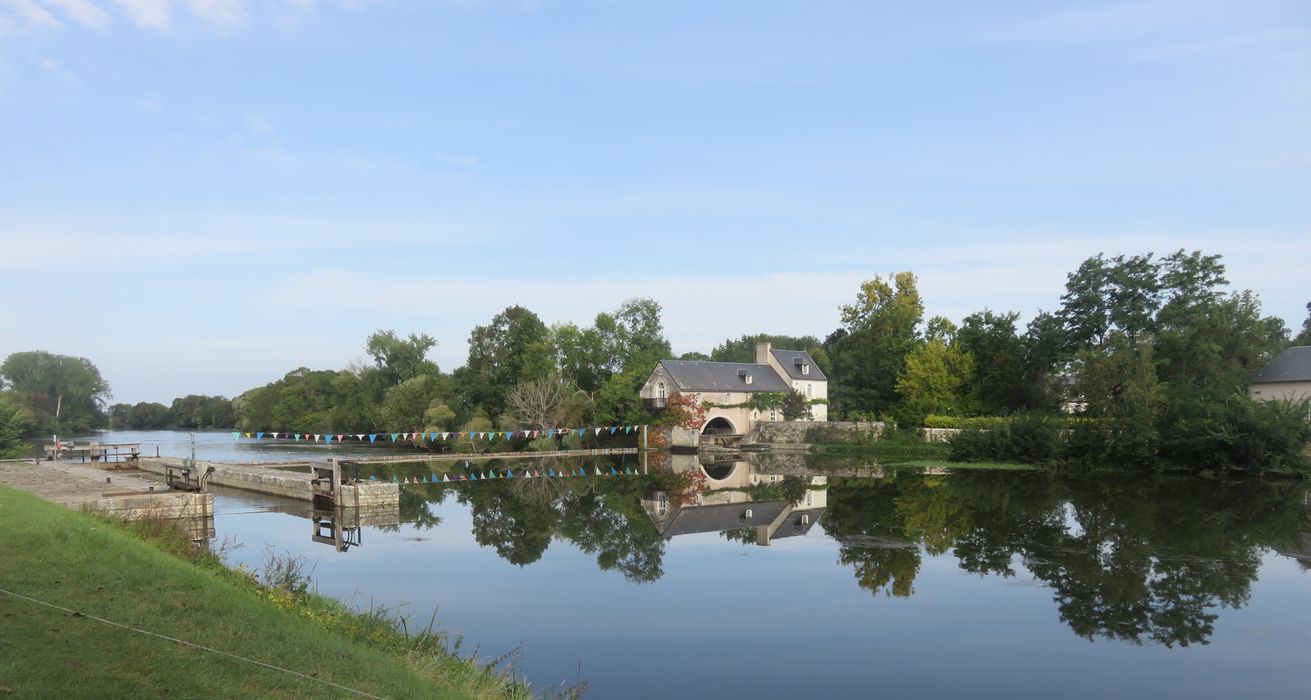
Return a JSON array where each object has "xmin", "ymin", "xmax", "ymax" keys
[
  {"xmin": 827, "ymin": 272, "xmax": 924, "ymax": 418},
  {"xmin": 956, "ymin": 310, "xmax": 1026, "ymax": 413},
  {"xmin": 895, "ymin": 335, "xmax": 975, "ymax": 427},
  {"xmin": 365, "ymin": 331, "xmax": 439, "ymax": 389},
  {"xmin": 1058, "ymin": 253, "xmax": 1161, "ymax": 349},
  {"xmin": 1054, "ymin": 250, "xmax": 1297, "ymax": 470},
  {"xmin": 463, "ymin": 306, "xmax": 552, "ymax": 418},
  {"xmin": 0, "ymin": 351, "xmax": 110, "ymax": 435},
  {"xmin": 168, "ymin": 394, "xmax": 235, "ymax": 429},
  {"xmin": 592, "ymin": 298, "xmax": 673, "ymax": 425}
]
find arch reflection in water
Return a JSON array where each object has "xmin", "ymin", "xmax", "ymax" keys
[{"xmin": 642, "ymin": 453, "xmax": 826, "ymax": 546}]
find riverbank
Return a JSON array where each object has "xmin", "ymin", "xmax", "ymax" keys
[{"xmin": 0, "ymin": 484, "xmax": 540, "ymax": 699}]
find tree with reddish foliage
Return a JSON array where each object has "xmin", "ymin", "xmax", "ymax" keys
[
  {"xmin": 671, "ymin": 469, "xmax": 708, "ymax": 506},
  {"xmin": 663, "ymin": 391, "xmax": 706, "ymax": 430}
]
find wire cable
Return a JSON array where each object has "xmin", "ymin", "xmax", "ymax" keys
[{"xmin": 0, "ymin": 586, "xmax": 381, "ymax": 699}]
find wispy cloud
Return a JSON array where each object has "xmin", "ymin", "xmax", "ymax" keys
[
  {"xmin": 46, "ymin": 0, "xmax": 111, "ymax": 29},
  {"xmin": 110, "ymin": 0, "xmax": 171, "ymax": 30},
  {"xmin": 185, "ymin": 0, "xmax": 242, "ymax": 28},
  {"xmin": 1, "ymin": 0, "xmax": 62, "ymax": 28},
  {"xmin": 0, "ymin": 0, "xmax": 361, "ymax": 33}
]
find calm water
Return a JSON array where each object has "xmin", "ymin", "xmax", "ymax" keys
[
  {"xmin": 65, "ymin": 429, "xmax": 425, "ymax": 462},
  {"xmin": 88, "ymin": 432, "xmax": 1311, "ymax": 697}
]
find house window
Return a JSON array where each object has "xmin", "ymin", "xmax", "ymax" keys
[
  {"xmin": 801, "ymin": 514, "xmax": 810, "ymax": 525},
  {"xmin": 745, "ymin": 374, "xmax": 752, "ymax": 385},
  {"xmin": 805, "ymin": 491, "xmax": 812, "ymax": 506},
  {"xmin": 802, "ymin": 363, "xmax": 810, "ymax": 375},
  {"xmin": 806, "ymin": 384, "xmax": 813, "ymax": 398},
  {"xmin": 657, "ymin": 383, "xmax": 666, "ymax": 400},
  {"xmin": 770, "ymin": 408, "xmax": 778, "ymax": 422}
]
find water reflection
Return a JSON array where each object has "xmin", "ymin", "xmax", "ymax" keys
[
  {"xmin": 643, "ymin": 453, "xmax": 826, "ymax": 546},
  {"xmin": 280, "ymin": 453, "xmax": 1309, "ymax": 648},
  {"xmin": 824, "ymin": 471, "xmax": 1311, "ymax": 647}
]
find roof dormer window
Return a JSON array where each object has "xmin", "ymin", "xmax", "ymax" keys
[
  {"xmin": 739, "ymin": 369, "xmax": 752, "ymax": 384},
  {"xmin": 801, "ymin": 363, "xmax": 810, "ymax": 375}
]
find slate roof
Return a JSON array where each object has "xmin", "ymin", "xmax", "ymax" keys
[
  {"xmin": 659, "ymin": 360, "xmax": 792, "ymax": 393},
  {"xmin": 657, "ymin": 501, "xmax": 790, "ymax": 537},
  {"xmin": 769, "ymin": 508, "xmax": 825, "ymax": 539},
  {"xmin": 1249, "ymin": 346, "xmax": 1311, "ymax": 384},
  {"xmin": 770, "ymin": 349, "xmax": 828, "ymax": 381}
]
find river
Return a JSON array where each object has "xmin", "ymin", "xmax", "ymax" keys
[{"xmin": 74, "ymin": 431, "xmax": 1311, "ymax": 698}]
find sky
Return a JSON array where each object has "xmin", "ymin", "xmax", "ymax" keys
[{"xmin": 1, "ymin": 0, "xmax": 1308, "ymax": 405}]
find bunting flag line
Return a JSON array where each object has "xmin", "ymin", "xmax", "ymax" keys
[
  {"xmin": 362, "ymin": 464, "xmax": 647, "ymax": 483},
  {"xmin": 229, "ymin": 424, "xmax": 646, "ymax": 444}
]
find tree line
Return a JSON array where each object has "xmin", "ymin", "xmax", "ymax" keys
[{"xmin": 2, "ymin": 248, "xmax": 1309, "ymax": 466}]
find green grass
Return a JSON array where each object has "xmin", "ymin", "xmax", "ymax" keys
[{"xmin": 0, "ymin": 485, "xmax": 544, "ymax": 699}]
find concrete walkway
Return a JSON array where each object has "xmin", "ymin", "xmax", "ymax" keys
[{"xmin": 0, "ymin": 460, "xmax": 168, "ymax": 508}]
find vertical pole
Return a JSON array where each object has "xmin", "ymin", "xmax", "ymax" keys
[
  {"xmin": 642, "ymin": 424, "xmax": 648, "ymax": 474},
  {"xmin": 331, "ymin": 458, "xmax": 341, "ymax": 506}
]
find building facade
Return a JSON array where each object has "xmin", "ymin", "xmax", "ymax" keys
[
  {"xmin": 1249, "ymin": 346, "xmax": 1311, "ymax": 404},
  {"xmin": 639, "ymin": 342, "xmax": 828, "ymax": 437}
]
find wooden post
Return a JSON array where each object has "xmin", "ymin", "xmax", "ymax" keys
[
  {"xmin": 642, "ymin": 424, "xmax": 648, "ymax": 474},
  {"xmin": 330, "ymin": 458, "xmax": 341, "ymax": 505}
]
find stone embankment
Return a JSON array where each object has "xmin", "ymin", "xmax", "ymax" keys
[
  {"xmin": 753, "ymin": 421, "xmax": 886, "ymax": 444},
  {"xmin": 0, "ymin": 459, "xmax": 212, "ymax": 526},
  {"xmin": 136, "ymin": 457, "xmax": 400, "ymax": 506}
]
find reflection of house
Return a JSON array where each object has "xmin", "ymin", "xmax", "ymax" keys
[
  {"xmin": 640, "ymin": 343, "xmax": 828, "ymax": 442},
  {"xmin": 1249, "ymin": 346, "xmax": 1311, "ymax": 405},
  {"xmin": 641, "ymin": 458, "xmax": 826, "ymax": 546}
]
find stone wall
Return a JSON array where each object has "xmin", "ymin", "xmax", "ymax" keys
[
  {"xmin": 85, "ymin": 491, "xmax": 213, "ymax": 521},
  {"xmin": 340, "ymin": 481, "xmax": 400, "ymax": 507},
  {"xmin": 138, "ymin": 458, "xmax": 399, "ymax": 507},
  {"xmin": 922, "ymin": 427, "xmax": 963, "ymax": 443},
  {"xmin": 754, "ymin": 420, "xmax": 885, "ymax": 444}
]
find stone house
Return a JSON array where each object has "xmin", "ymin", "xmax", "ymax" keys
[
  {"xmin": 1248, "ymin": 346, "xmax": 1311, "ymax": 405},
  {"xmin": 639, "ymin": 342, "xmax": 828, "ymax": 438}
]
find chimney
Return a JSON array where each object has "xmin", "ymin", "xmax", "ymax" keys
[{"xmin": 755, "ymin": 342, "xmax": 772, "ymax": 364}]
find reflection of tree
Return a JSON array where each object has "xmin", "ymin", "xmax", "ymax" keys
[
  {"xmin": 558, "ymin": 487, "xmax": 665, "ymax": 583},
  {"xmin": 823, "ymin": 472, "xmax": 1311, "ymax": 646},
  {"xmin": 398, "ymin": 486, "xmax": 445, "ymax": 531},
  {"xmin": 780, "ymin": 475, "xmax": 808, "ymax": 506},
  {"xmin": 416, "ymin": 468, "xmax": 669, "ymax": 580},
  {"xmin": 1010, "ymin": 477, "xmax": 1280, "ymax": 648},
  {"xmin": 840, "ymin": 546, "xmax": 920, "ymax": 598},
  {"xmin": 460, "ymin": 481, "xmax": 559, "ymax": 566},
  {"xmin": 720, "ymin": 528, "xmax": 756, "ymax": 546},
  {"xmin": 825, "ymin": 477, "xmax": 923, "ymax": 598}
]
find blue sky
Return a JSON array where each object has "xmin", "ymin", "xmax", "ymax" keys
[{"xmin": 1, "ymin": 0, "xmax": 1308, "ymax": 404}]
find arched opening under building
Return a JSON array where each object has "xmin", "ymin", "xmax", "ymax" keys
[
  {"xmin": 701, "ymin": 463, "xmax": 737, "ymax": 481},
  {"xmin": 702, "ymin": 417, "xmax": 736, "ymax": 435}
]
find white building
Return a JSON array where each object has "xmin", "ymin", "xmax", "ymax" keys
[
  {"xmin": 639, "ymin": 342, "xmax": 828, "ymax": 439},
  {"xmin": 1248, "ymin": 346, "xmax": 1311, "ymax": 404}
]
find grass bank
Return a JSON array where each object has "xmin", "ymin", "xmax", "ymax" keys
[{"xmin": 0, "ymin": 484, "xmax": 544, "ymax": 699}]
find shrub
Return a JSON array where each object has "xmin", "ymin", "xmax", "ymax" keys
[{"xmin": 947, "ymin": 412, "xmax": 1065, "ymax": 465}]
